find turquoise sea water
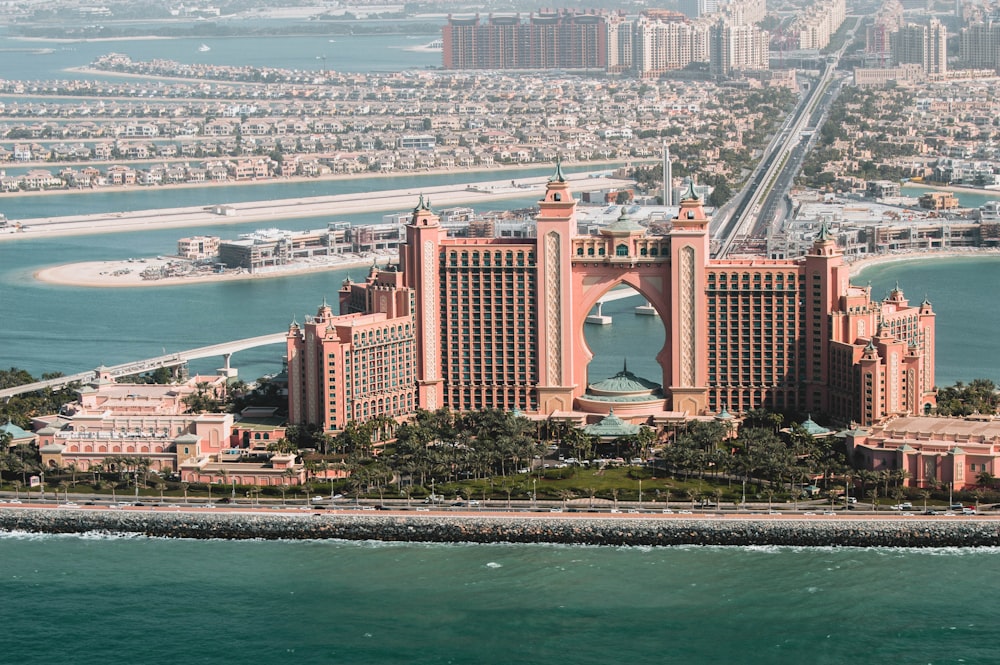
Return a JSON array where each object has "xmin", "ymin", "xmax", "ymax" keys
[
  {"xmin": 0, "ymin": 29, "xmax": 442, "ymax": 81},
  {"xmin": 1, "ymin": 201, "xmax": 998, "ymax": 385},
  {"xmin": 3, "ymin": 27, "xmax": 1000, "ymax": 664},
  {"xmin": 1, "ymin": 532, "xmax": 997, "ymax": 665}
]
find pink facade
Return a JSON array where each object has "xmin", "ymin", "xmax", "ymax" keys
[
  {"xmin": 288, "ymin": 167, "xmax": 936, "ymax": 429},
  {"xmin": 846, "ymin": 416, "xmax": 1000, "ymax": 490},
  {"xmin": 286, "ymin": 268, "xmax": 417, "ymax": 431},
  {"xmin": 179, "ymin": 453, "xmax": 306, "ymax": 487},
  {"xmin": 35, "ymin": 370, "xmax": 232, "ymax": 473}
]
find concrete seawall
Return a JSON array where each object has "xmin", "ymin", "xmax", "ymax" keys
[{"xmin": 3, "ymin": 509, "xmax": 1000, "ymax": 547}]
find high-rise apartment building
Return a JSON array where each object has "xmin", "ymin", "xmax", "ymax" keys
[
  {"xmin": 443, "ymin": 7, "xmax": 765, "ymax": 78},
  {"xmin": 960, "ymin": 19, "xmax": 1000, "ymax": 70},
  {"xmin": 789, "ymin": 0, "xmax": 847, "ymax": 50},
  {"xmin": 710, "ymin": 19, "xmax": 770, "ymax": 78},
  {"xmin": 633, "ymin": 12, "xmax": 712, "ymax": 78},
  {"xmin": 892, "ymin": 18, "xmax": 948, "ymax": 75},
  {"xmin": 442, "ymin": 10, "xmax": 613, "ymax": 70},
  {"xmin": 288, "ymin": 169, "xmax": 936, "ymax": 430}
]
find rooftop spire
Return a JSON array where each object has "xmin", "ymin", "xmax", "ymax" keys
[
  {"xmin": 681, "ymin": 178, "xmax": 699, "ymax": 201},
  {"xmin": 551, "ymin": 156, "xmax": 566, "ymax": 183},
  {"xmin": 816, "ymin": 220, "xmax": 834, "ymax": 242},
  {"xmin": 413, "ymin": 193, "xmax": 431, "ymax": 214}
]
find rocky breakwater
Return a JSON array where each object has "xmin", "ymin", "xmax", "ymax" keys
[{"xmin": 3, "ymin": 508, "xmax": 1000, "ymax": 547}]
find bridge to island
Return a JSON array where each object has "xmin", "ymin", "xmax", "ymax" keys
[
  {"xmin": 0, "ymin": 332, "xmax": 287, "ymax": 401},
  {"xmin": 1, "ymin": 287, "xmax": 649, "ymax": 402}
]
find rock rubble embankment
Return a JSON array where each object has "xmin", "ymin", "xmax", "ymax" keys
[{"xmin": 3, "ymin": 509, "xmax": 999, "ymax": 547}]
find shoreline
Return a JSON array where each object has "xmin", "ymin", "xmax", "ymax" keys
[
  {"xmin": 848, "ymin": 247, "xmax": 1000, "ymax": 278},
  {"xmin": 2, "ymin": 506, "xmax": 1000, "ymax": 547},
  {"xmin": 0, "ymin": 156, "xmax": 640, "ymax": 200},
  {"xmin": 901, "ymin": 181, "xmax": 1000, "ymax": 197},
  {"xmin": 0, "ymin": 172, "xmax": 622, "ymax": 242},
  {"xmin": 34, "ymin": 243, "xmax": 1000, "ymax": 291},
  {"xmin": 34, "ymin": 254, "xmax": 396, "ymax": 288},
  {"xmin": 2, "ymin": 172, "xmax": 627, "ymax": 243}
]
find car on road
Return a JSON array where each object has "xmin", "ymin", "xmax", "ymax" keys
[{"xmin": 962, "ymin": 507, "xmax": 977, "ymax": 515}]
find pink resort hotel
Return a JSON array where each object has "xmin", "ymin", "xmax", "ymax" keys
[
  {"xmin": 287, "ymin": 165, "xmax": 938, "ymax": 437},
  {"xmin": 36, "ymin": 165, "xmax": 1000, "ymax": 492}
]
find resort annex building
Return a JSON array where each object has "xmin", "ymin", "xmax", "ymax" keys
[{"xmin": 287, "ymin": 166, "xmax": 937, "ymax": 434}]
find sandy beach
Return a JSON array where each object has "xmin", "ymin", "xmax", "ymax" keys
[
  {"xmin": 901, "ymin": 181, "xmax": 1000, "ymax": 197},
  {"xmin": 34, "ymin": 252, "xmax": 397, "ymax": 288},
  {"xmin": 4, "ymin": 172, "xmax": 623, "ymax": 243},
  {"xmin": 848, "ymin": 247, "xmax": 1000, "ymax": 277}
]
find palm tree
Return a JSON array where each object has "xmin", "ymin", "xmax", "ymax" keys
[
  {"xmin": 764, "ymin": 488, "xmax": 775, "ymax": 512},
  {"xmin": 180, "ymin": 482, "xmax": 189, "ymax": 504},
  {"xmin": 920, "ymin": 490, "xmax": 931, "ymax": 512},
  {"xmin": 976, "ymin": 470, "xmax": 995, "ymax": 488},
  {"xmin": 12, "ymin": 479, "xmax": 21, "ymax": 500},
  {"xmin": 867, "ymin": 488, "xmax": 878, "ymax": 511},
  {"xmin": 280, "ymin": 483, "xmax": 289, "ymax": 506}
]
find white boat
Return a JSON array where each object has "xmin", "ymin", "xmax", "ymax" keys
[{"xmin": 198, "ymin": 44, "xmax": 211, "ymax": 52}]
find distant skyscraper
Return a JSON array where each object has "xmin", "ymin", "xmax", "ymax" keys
[
  {"xmin": 663, "ymin": 143, "xmax": 673, "ymax": 206},
  {"xmin": 960, "ymin": 19, "xmax": 1000, "ymax": 70},
  {"xmin": 442, "ymin": 10, "xmax": 614, "ymax": 70},
  {"xmin": 892, "ymin": 18, "xmax": 948, "ymax": 75},
  {"xmin": 710, "ymin": 18, "xmax": 770, "ymax": 78}
]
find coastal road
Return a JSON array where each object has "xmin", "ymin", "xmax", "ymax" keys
[
  {"xmin": 0, "ymin": 172, "xmax": 627, "ymax": 241},
  {"xmin": 4, "ymin": 501, "xmax": 996, "ymax": 522}
]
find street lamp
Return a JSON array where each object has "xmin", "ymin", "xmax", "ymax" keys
[{"xmin": 532, "ymin": 478, "xmax": 537, "ymax": 506}]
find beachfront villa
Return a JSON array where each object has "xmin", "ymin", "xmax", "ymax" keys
[{"xmin": 32, "ymin": 369, "xmax": 307, "ymax": 486}]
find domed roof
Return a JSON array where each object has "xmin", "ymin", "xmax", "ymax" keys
[
  {"xmin": 799, "ymin": 415, "xmax": 830, "ymax": 436},
  {"xmin": 0, "ymin": 419, "xmax": 32, "ymax": 441},
  {"xmin": 600, "ymin": 207, "xmax": 645, "ymax": 236},
  {"xmin": 588, "ymin": 363, "xmax": 661, "ymax": 395},
  {"xmin": 583, "ymin": 408, "xmax": 641, "ymax": 438}
]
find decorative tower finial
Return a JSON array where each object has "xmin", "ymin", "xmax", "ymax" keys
[
  {"xmin": 816, "ymin": 220, "xmax": 834, "ymax": 242},
  {"xmin": 681, "ymin": 178, "xmax": 699, "ymax": 201},
  {"xmin": 551, "ymin": 156, "xmax": 566, "ymax": 183},
  {"xmin": 413, "ymin": 193, "xmax": 431, "ymax": 214}
]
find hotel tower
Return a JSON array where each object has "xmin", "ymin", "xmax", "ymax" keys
[{"xmin": 287, "ymin": 166, "xmax": 936, "ymax": 431}]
